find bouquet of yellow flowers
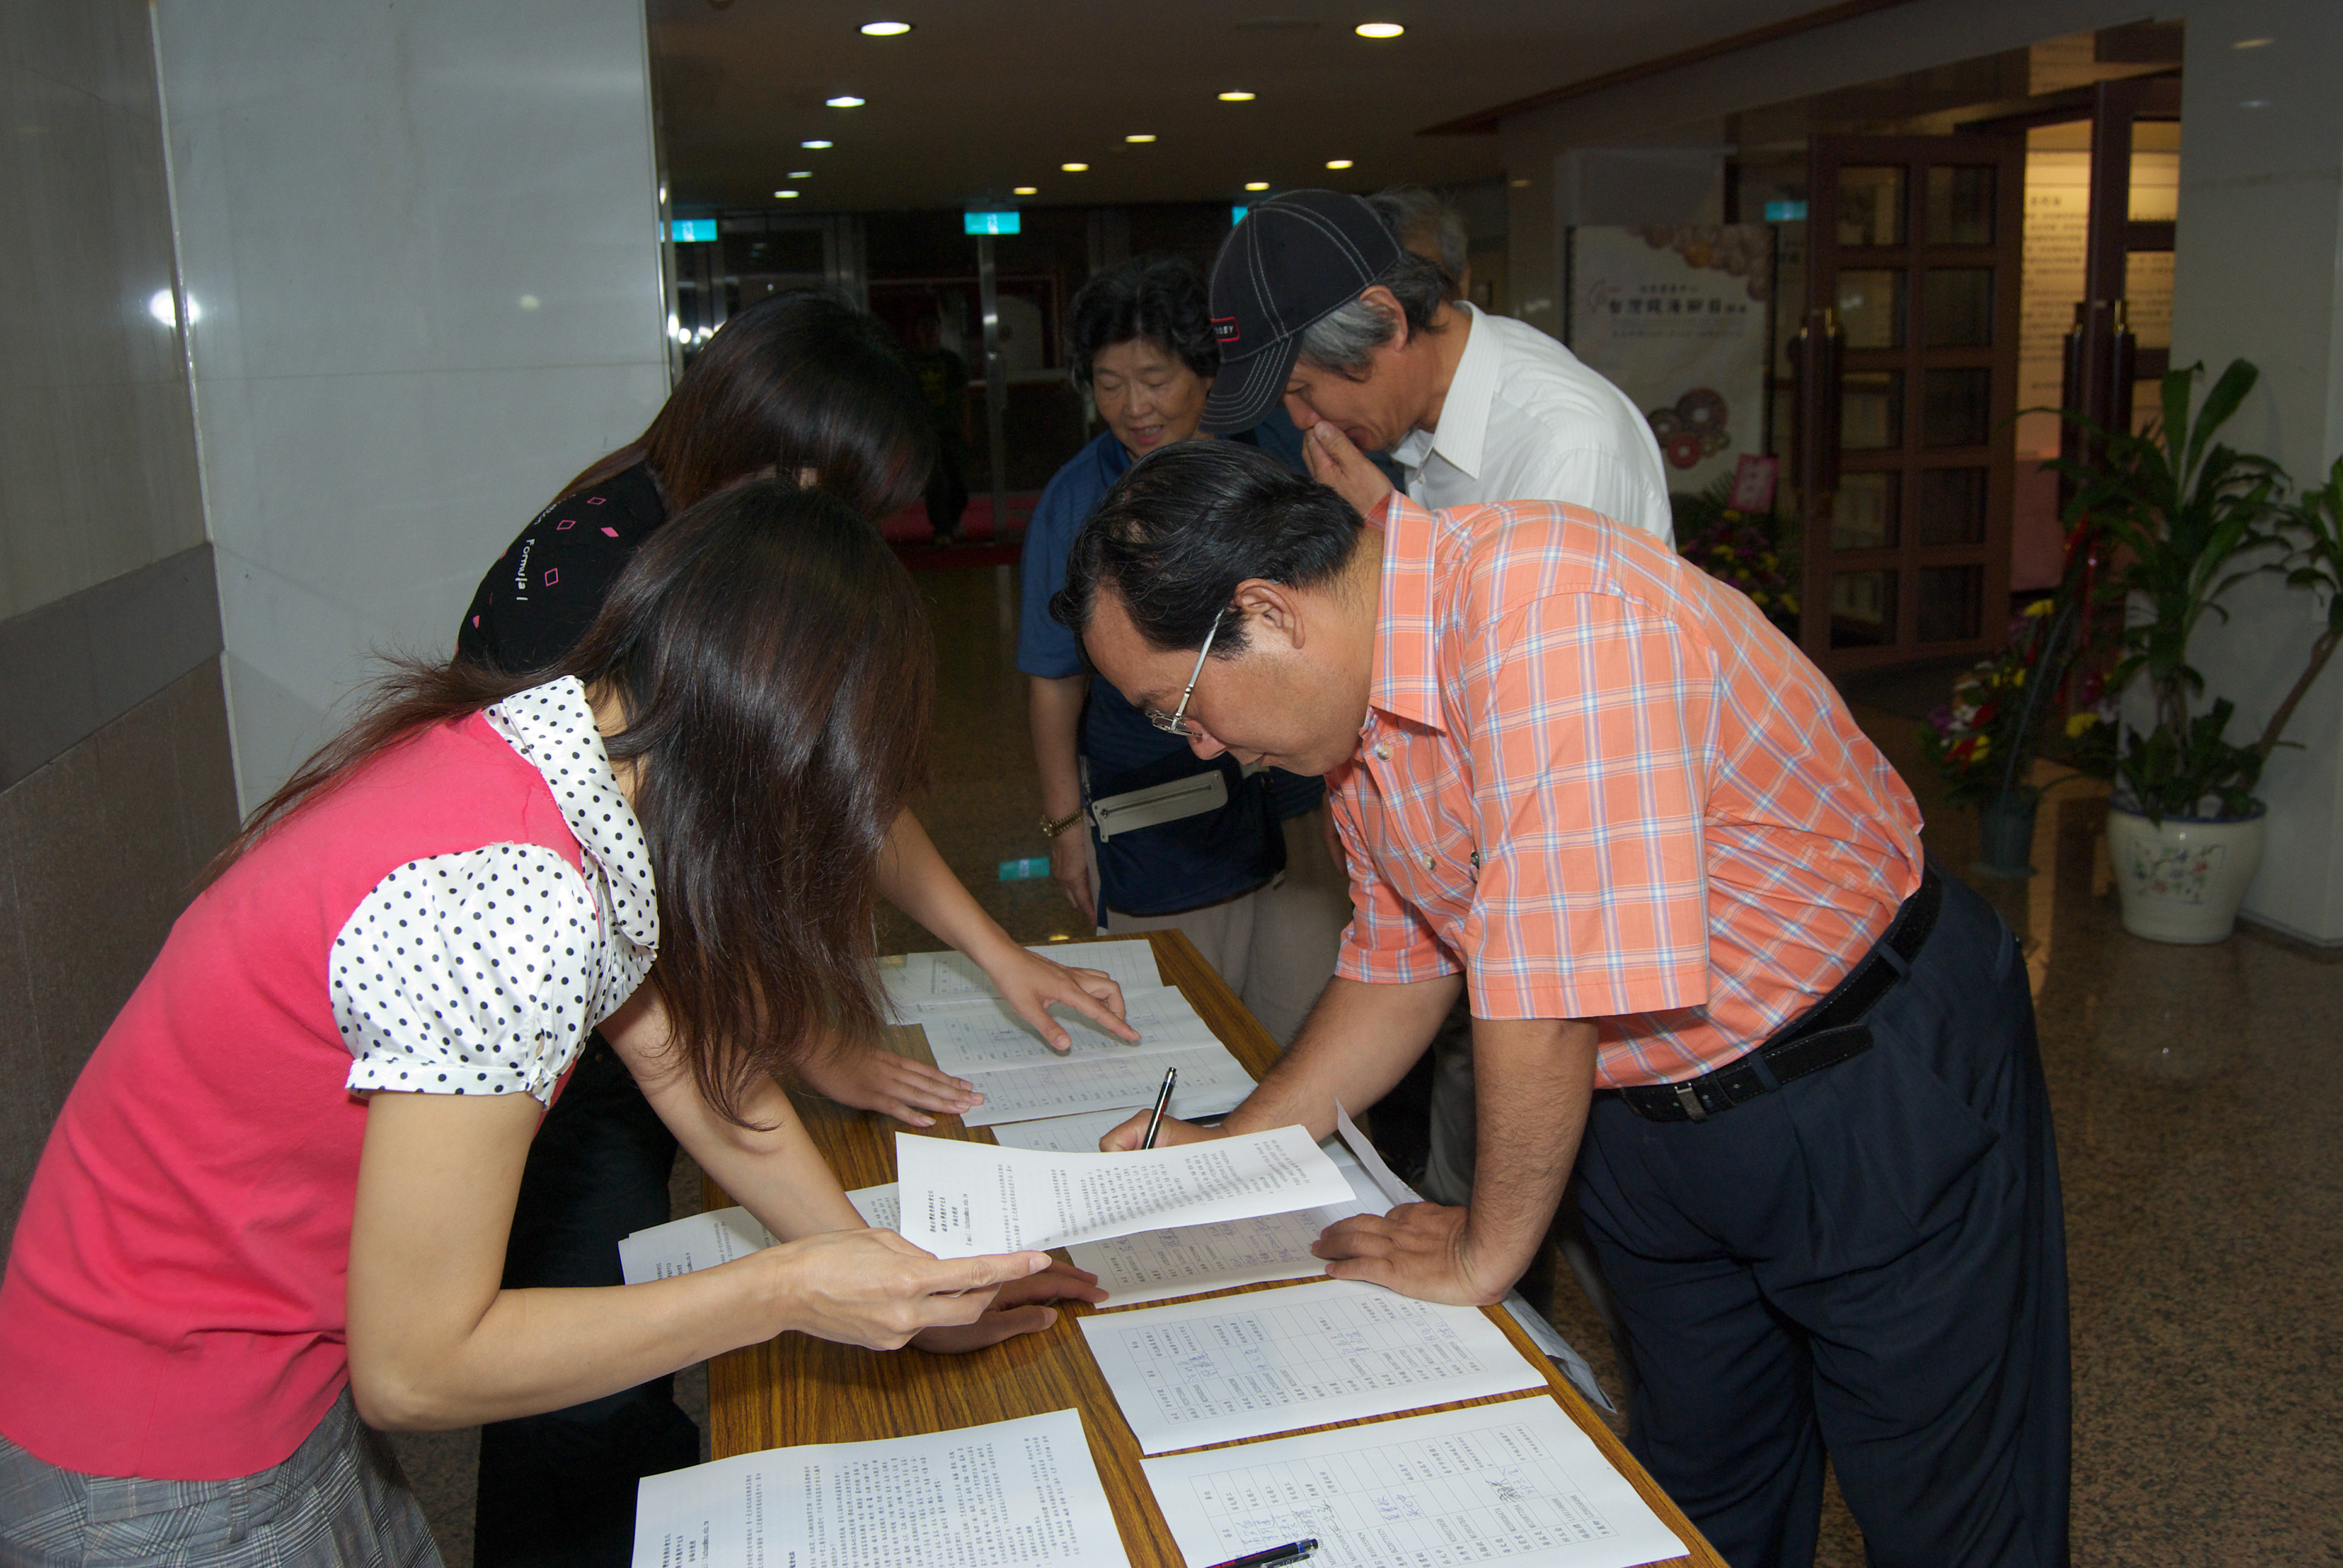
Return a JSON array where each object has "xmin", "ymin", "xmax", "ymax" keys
[{"xmin": 1921, "ymin": 599, "xmax": 2094, "ymax": 805}]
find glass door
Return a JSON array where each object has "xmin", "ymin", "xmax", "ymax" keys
[{"xmin": 1799, "ymin": 136, "xmax": 2025, "ymax": 670}]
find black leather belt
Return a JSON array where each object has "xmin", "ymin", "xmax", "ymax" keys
[{"xmin": 1603, "ymin": 866, "xmax": 1942, "ymax": 1124}]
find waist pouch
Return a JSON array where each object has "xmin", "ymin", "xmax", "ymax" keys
[{"xmin": 1087, "ymin": 750, "xmax": 1285, "ymax": 918}]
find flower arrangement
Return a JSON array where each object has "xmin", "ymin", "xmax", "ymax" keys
[
  {"xmin": 1921, "ymin": 599, "xmax": 2090, "ymax": 806},
  {"xmin": 1671, "ymin": 477, "xmax": 1798, "ymax": 632}
]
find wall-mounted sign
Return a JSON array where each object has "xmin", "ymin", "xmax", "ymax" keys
[
  {"xmin": 663, "ymin": 218, "xmax": 717, "ymax": 243},
  {"xmin": 1566, "ymin": 224, "xmax": 1775, "ymax": 499},
  {"xmin": 964, "ymin": 210, "xmax": 1022, "ymax": 236}
]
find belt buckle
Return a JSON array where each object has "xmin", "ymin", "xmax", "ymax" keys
[{"xmin": 1672, "ymin": 1082, "xmax": 1709, "ymax": 1122}]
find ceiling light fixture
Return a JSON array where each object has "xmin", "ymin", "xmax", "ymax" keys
[
  {"xmin": 802, "ymin": 139, "xmax": 833, "ymax": 149},
  {"xmin": 1355, "ymin": 22, "xmax": 1404, "ymax": 38},
  {"xmin": 773, "ymin": 189, "xmax": 800, "ymax": 198},
  {"xmin": 2233, "ymin": 36, "xmax": 2273, "ymax": 48},
  {"xmin": 1244, "ymin": 181, "xmax": 1270, "ymax": 191},
  {"xmin": 1014, "ymin": 186, "xmax": 1038, "ymax": 195},
  {"xmin": 825, "ymin": 94, "xmax": 865, "ymax": 108},
  {"xmin": 1217, "ymin": 90, "xmax": 1256, "ymax": 102},
  {"xmin": 788, "ymin": 170, "xmax": 812, "ymax": 178},
  {"xmin": 1062, "ymin": 162, "xmax": 1089, "ymax": 172},
  {"xmin": 859, "ymin": 20, "xmax": 912, "ymax": 35},
  {"xmin": 1325, "ymin": 158, "xmax": 1354, "ymax": 169},
  {"xmin": 1126, "ymin": 133, "xmax": 1157, "ymax": 143}
]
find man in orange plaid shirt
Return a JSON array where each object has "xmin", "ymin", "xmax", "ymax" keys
[{"xmin": 1060, "ymin": 441, "xmax": 2069, "ymax": 1568}]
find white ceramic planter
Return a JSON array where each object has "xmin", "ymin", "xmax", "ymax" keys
[{"xmin": 2104, "ymin": 803, "xmax": 2266, "ymax": 944}]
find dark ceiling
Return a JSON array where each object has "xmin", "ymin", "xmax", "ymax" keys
[{"xmin": 649, "ymin": 0, "xmax": 1829, "ymax": 212}]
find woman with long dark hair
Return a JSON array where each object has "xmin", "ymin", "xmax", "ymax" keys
[
  {"xmin": 457, "ymin": 292, "xmax": 1133, "ymax": 1564},
  {"xmin": 0, "ymin": 485, "xmax": 1100, "ymax": 1566}
]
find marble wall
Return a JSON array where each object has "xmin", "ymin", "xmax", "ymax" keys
[
  {"xmin": 151, "ymin": 0, "xmax": 675, "ymax": 808},
  {"xmin": 2169, "ymin": 0, "xmax": 2343, "ymax": 943}
]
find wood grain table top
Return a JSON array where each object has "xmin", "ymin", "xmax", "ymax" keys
[{"xmin": 707, "ymin": 930, "xmax": 1721, "ymax": 1567}]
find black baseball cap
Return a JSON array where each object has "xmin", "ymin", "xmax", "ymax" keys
[{"xmin": 1200, "ymin": 190, "xmax": 1401, "ymax": 434}]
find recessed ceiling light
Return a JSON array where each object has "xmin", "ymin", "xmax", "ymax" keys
[
  {"xmin": 1014, "ymin": 186, "xmax": 1038, "ymax": 195},
  {"xmin": 1510, "ymin": 178, "xmax": 1532, "ymax": 188},
  {"xmin": 1355, "ymin": 22, "xmax": 1404, "ymax": 38},
  {"xmin": 802, "ymin": 139, "xmax": 833, "ymax": 149},
  {"xmin": 859, "ymin": 20, "xmax": 912, "ymax": 35},
  {"xmin": 773, "ymin": 189, "xmax": 800, "ymax": 198},
  {"xmin": 788, "ymin": 170, "xmax": 813, "ymax": 178},
  {"xmin": 825, "ymin": 95, "xmax": 865, "ymax": 108},
  {"xmin": 1217, "ymin": 90, "xmax": 1257, "ymax": 102},
  {"xmin": 2233, "ymin": 36, "xmax": 2273, "ymax": 48},
  {"xmin": 1244, "ymin": 181, "xmax": 1270, "ymax": 191},
  {"xmin": 1062, "ymin": 162, "xmax": 1089, "ymax": 172},
  {"xmin": 1126, "ymin": 133, "xmax": 1157, "ymax": 143},
  {"xmin": 1326, "ymin": 159, "xmax": 1354, "ymax": 170}
]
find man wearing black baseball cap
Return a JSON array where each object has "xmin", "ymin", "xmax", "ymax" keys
[{"xmin": 1203, "ymin": 190, "xmax": 1669, "ymax": 550}]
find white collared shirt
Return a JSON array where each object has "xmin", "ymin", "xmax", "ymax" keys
[
  {"xmin": 1392, "ymin": 302, "xmax": 1674, "ymax": 547},
  {"xmin": 332, "ymin": 677, "xmax": 659, "ymax": 1103}
]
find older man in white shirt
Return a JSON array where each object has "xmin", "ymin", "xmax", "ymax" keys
[{"xmin": 1199, "ymin": 189, "xmax": 1671, "ymax": 545}]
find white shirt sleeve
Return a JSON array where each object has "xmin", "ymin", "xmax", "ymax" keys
[{"xmin": 330, "ymin": 843, "xmax": 603, "ymax": 1103}]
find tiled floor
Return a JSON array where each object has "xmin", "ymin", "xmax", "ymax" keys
[{"xmin": 403, "ymin": 561, "xmax": 2343, "ymax": 1566}]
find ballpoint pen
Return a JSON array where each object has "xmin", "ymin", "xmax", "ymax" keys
[
  {"xmin": 1204, "ymin": 1540, "xmax": 1318, "ymax": 1568},
  {"xmin": 1141, "ymin": 1066, "xmax": 1178, "ymax": 1149}
]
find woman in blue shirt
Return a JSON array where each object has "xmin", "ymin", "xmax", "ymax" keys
[{"xmin": 1018, "ymin": 258, "xmax": 1350, "ymax": 1047}]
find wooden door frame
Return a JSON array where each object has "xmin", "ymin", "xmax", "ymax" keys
[{"xmin": 1800, "ymin": 134, "xmax": 2025, "ymax": 674}]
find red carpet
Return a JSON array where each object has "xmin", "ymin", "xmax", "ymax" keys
[{"xmin": 880, "ymin": 492, "xmax": 1039, "ymax": 570}]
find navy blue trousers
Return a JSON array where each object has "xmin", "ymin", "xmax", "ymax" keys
[
  {"xmin": 473, "ymin": 1037, "xmax": 698, "ymax": 1568},
  {"xmin": 1577, "ymin": 873, "xmax": 2069, "ymax": 1568}
]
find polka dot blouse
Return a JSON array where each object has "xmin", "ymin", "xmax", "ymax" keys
[{"xmin": 330, "ymin": 678, "xmax": 658, "ymax": 1103}]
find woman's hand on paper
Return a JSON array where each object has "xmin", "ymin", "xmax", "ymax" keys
[
  {"xmin": 981, "ymin": 942, "xmax": 1138, "ymax": 1053},
  {"xmin": 1302, "ymin": 419, "xmax": 1395, "ymax": 518},
  {"xmin": 1311, "ymin": 1201, "xmax": 1507, "ymax": 1307},
  {"xmin": 798, "ymin": 1039, "xmax": 981, "ymax": 1127},
  {"xmin": 909, "ymin": 1256, "xmax": 1107, "ymax": 1353},
  {"xmin": 761, "ymin": 1229, "xmax": 1056, "ymax": 1351},
  {"xmin": 1096, "ymin": 1111, "xmax": 1218, "ymax": 1151}
]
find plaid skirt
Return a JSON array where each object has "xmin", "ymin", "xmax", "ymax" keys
[{"xmin": 0, "ymin": 1390, "xmax": 441, "ymax": 1567}]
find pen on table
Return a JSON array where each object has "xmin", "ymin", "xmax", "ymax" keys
[
  {"xmin": 1205, "ymin": 1540, "xmax": 1317, "ymax": 1568},
  {"xmin": 1141, "ymin": 1066, "xmax": 1178, "ymax": 1149}
]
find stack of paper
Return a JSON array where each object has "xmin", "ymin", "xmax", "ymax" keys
[
  {"xmin": 633, "ymin": 1408, "xmax": 1130, "ymax": 1568},
  {"xmin": 893, "ymin": 1126, "xmax": 1354, "ymax": 1258},
  {"xmin": 617, "ymin": 1187, "xmax": 901, "ymax": 1285},
  {"xmin": 880, "ymin": 940, "xmax": 1165, "ymax": 1021},
  {"xmin": 916, "ymin": 984, "xmax": 1253, "ymax": 1128},
  {"xmin": 1080, "ymin": 1277, "xmax": 1548, "ymax": 1454},
  {"xmin": 1140, "ymin": 1400, "xmax": 1685, "ymax": 1568}
]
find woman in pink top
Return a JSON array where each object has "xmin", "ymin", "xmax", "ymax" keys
[{"xmin": 0, "ymin": 483, "xmax": 1100, "ymax": 1566}]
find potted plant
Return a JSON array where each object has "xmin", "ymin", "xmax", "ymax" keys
[{"xmin": 2055, "ymin": 359, "xmax": 2340, "ymax": 942}]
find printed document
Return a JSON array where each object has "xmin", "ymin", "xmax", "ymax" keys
[
  {"xmin": 1070, "ymin": 1145, "xmax": 1376, "ymax": 1308},
  {"xmin": 1139, "ymin": 1400, "xmax": 1684, "ymax": 1568},
  {"xmin": 881, "ymin": 941, "xmax": 1164, "ymax": 1019},
  {"xmin": 893, "ymin": 1126, "xmax": 1352, "ymax": 1258},
  {"xmin": 954, "ymin": 1044, "xmax": 1254, "ymax": 1128},
  {"xmin": 631, "ymin": 1407, "xmax": 1129, "ymax": 1568},
  {"xmin": 919, "ymin": 985, "xmax": 1215, "ymax": 1068},
  {"xmin": 987, "ymin": 1108, "xmax": 1142, "ymax": 1154},
  {"xmin": 1079, "ymin": 1277, "xmax": 1545, "ymax": 1453},
  {"xmin": 616, "ymin": 1187, "xmax": 898, "ymax": 1285}
]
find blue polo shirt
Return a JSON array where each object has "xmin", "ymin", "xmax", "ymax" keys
[{"xmin": 1017, "ymin": 431, "xmax": 1323, "ymax": 821}]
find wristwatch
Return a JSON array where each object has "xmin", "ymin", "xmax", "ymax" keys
[{"xmin": 1039, "ymin": 808, "xmax": 1085, "ymax": 838}]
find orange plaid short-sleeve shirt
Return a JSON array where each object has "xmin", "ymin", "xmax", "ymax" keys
[{"xmin": 1330, "ymin": 496, "xmax": 1924, "ymax": 1088}]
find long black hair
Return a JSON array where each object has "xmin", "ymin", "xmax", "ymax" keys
[
  {"xmin": 564, "ymin": 291, "xmax": 935, "ymax": 520},
  {"xmin": 212, "ymin": 482, "xmax": 934, "ymax": 1123}
]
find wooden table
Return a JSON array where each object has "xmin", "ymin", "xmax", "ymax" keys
[{"xmin": 709, "ymin": 930, "xmax": 1722, "ymax": 1567}]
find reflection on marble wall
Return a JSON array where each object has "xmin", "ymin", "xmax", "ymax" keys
[
  {"xmin": 151, "ymin": 0, "xmax": 673, "ymax": 807},
  {"xmin": 2172, "ymin": 0, "xmax": 2343, "ymax": 944},
  {"xmin": 0, "ymin": 0, "xmax": 206, "ymax": 621}
]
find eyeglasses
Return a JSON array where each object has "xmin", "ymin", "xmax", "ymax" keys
[{"xmin": 1146, "ymin": 608, "xmax": 1227, "ymax": 738}]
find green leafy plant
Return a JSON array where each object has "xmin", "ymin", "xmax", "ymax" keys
[
  {"xmin": 2251, "ymin": 453, "xmax": 2343, "ymax": 762},
  {"xmin": 2051, "ymin": 360, "xmax": 2289, "ymax": 822}
]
